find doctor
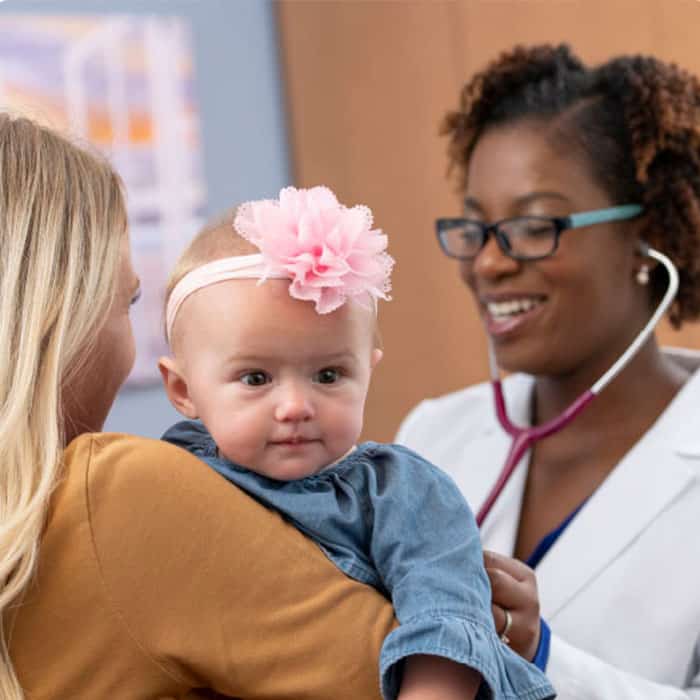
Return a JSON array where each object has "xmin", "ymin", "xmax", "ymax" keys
[{"xmin": 398, "ymin": 44, "xmax": 700, "ymax": 698}]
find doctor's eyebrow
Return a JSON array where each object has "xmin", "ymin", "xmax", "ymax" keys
[
  {"xmin": 463, "ymin": 191, "xmax": 573, "ymax": 216},
  {"xmin": 514, "ymin": 191, "xmax": 572, "ymax": 209},
  {"xmin": 463, "ymin": 197, "xmax": 484, "ymax": 215}
]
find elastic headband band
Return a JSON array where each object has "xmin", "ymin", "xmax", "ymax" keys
[
  {"xmin": 165, "ymin": 254, "xmax": 287, "ymax": 343},
  {"xmin": 166, "ymin": 186, "xmax": 394, "ymax": 345}
]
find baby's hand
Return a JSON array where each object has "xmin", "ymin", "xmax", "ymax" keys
[{"xmin": 398, "ymin": 655, "xmax": 480, "ymax": 700}]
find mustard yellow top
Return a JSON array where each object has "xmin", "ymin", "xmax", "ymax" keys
[{"xmin": 9, "ymin": 433, "xmax": 396, "ymax": 699}]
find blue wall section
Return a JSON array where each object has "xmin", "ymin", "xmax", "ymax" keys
[{"xmin": 0, "ymin": 0, "xmax": 292, "ymax": 437}]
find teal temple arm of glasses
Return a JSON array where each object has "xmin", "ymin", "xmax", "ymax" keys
[{"xmin": 567, "ymin": 204, "xmax": 643, "ymax": 229}]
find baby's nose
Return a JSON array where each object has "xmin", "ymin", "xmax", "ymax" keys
[{"xmin": 274, "ymin": 384, "xmax": 314, "ymax": 422}]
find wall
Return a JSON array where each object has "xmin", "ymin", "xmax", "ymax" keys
[
  {"xmin": 0, "ymin": 0, "xmax": 292, "ymax": 437},
  {"xmin": 6, "ymin": 0, "xmax": 700, "ymax": 442},
  {"xmin": 277, "ymin": 0, "xmax": 700, "ymax": 442}
]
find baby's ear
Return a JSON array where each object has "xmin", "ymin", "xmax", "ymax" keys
[{"xmin": 158, "ymin": 356, "xmax": 198, "ymax": 419}]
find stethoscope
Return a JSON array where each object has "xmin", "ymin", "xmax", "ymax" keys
[{"xmin": 475, "ymin": 242, "xmax": 680, "ymax": 527}]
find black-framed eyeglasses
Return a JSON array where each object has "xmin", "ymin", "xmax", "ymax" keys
[{"xmin": 435, "ymin": 204, "xmax": 643, "ymax": 262}]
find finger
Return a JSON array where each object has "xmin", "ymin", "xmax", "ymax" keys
[
  {"xmin": 483, "ymin": 549, "xmax": 533, "ymax": 582},
  {"xmin": 491, "ymin": 603, "xmax": 509, "ymax": 636},
  {"xmin": 486, "ymin": 567, "xmax": 533, "ymax": 610},
  {"xmin": 492, "ymin": 602, "xmax": 539, "ymax": 660}
]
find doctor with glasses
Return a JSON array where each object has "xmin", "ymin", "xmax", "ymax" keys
[{"xmin": 398, "ymin": 44, "xmax": 700, "ymax": 698}]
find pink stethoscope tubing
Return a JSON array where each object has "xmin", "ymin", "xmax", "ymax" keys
[{"xmin": 475, "ymin": 245, "xmax": 679, "ymax": 527}]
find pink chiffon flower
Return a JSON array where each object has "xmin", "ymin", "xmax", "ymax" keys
[{"xmin": 233, "ymin": 186, "xmax": 394, "ymax": 313}]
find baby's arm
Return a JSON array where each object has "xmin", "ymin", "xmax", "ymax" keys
[
  {"xmin": 399, "ymin": 655, "xmax": 480, "ymax": 700},
  {"xmin": 363, "ymin": 444, "xmax": 554, "ymax": 700}
]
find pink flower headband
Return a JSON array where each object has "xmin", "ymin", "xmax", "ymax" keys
[{"xmin": 165, "ymin": 186, "xmax": 394, "ymax": 343}]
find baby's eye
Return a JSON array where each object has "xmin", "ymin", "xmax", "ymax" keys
[
  {"xmin": 240, "ymin": 371, "xmax": 270, "ymax": 386},
  {"xmin": 315, "ymin": 367, "xmax": 340, "ymax": 384}
]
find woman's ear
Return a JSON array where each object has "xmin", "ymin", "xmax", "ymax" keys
[
  {"xmin": 371, "ymin": 348, "xmax": 383, "ymax": 370},
  {"xmin": 158, "ymin": 356, "xmax": 198, "ymax": 418}
]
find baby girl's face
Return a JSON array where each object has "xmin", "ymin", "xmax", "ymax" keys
[{"xmin": 172, "ymin": 279, "xmax": 381, "ymax": 480}]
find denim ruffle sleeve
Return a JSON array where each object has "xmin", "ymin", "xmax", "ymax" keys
[{"xmin": 381, "ymin": 613, "xmax": 554, "ymax": 700}]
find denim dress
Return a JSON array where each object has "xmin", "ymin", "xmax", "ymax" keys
[{"xmin": 163, "ymin": 421, "xmax": 555, "ymax": 700}]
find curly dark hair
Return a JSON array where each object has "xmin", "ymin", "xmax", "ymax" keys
[{"xmin": 443, "ymin": 44, "xmax": 700, "ymax": 327}]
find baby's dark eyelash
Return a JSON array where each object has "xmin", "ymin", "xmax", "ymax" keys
[
  {"xmin": 316, "ymin": 367, "xmax": 344, "ymax": 383},
  {"xmin": 130, "ymin": 289, "xmax": 142, "ymax": 306},
  {"xmin": 240, "ymin": 370, "xmax": 270, "ymax": 386}
]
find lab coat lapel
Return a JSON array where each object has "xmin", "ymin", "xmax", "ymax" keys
[{"xmin": 536, "ymin": 369, "xmax": 700, "ymax": 620}]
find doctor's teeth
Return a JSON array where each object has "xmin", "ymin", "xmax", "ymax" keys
[{"xmin": 487, "ymin": 298, "xmax": 540, "ymax": 318}]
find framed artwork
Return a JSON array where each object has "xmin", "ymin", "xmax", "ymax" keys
[{"xmin": 0, "ymin": 14, "xmax": 207, "ymax": 384}]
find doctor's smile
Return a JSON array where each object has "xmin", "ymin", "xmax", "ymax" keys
[{"xmin": 480, "ymin": 293, "xmax": 547, "ymax": 338}]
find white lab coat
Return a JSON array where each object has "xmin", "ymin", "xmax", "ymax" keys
[{"xmin": 396, "ymin": 348, "xmax": 700, "ymax": 699}]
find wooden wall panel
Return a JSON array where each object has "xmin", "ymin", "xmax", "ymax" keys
[{"xmin": 277, "ymin": 0, "xmax": 700, "ymax": 442}]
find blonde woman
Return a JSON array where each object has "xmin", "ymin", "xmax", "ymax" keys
[{"xmin": 0, "ymin": 114, "xmax": 401, "ymax": 699}]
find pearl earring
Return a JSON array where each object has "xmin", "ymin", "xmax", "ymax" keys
[{"xmin": 636, "ymin": 265, "xmax": 650, "ymax": 285}]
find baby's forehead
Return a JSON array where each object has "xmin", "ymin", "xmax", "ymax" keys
[{"xmin": 177, "ymin": 278, "xmax": 377, "ymax": 355}]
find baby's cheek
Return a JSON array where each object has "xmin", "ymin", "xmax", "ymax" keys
[
  {"xmin": 216, "ymin": 436, "xmax": 256, "ymax": 467},
  {"xmin": 208, "ymin": 417, "xmax": 256, "ymax": 465},
  {"xmin": 333, "ymin": 401, "xmax": 365, "ymax": 445}
]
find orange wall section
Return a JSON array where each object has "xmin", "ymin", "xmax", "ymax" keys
[{"xmin": 277, "ymin": 0, "xmax": 700, "ymax": 442}]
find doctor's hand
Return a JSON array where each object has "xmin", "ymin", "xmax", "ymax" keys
[{"xmin": 484, "ymin": 550, "xmax": 541, "ymax": 662}]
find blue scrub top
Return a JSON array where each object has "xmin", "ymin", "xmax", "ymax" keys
[{"xmin": 525, "ymin": 500, "xmax": 587, "ymax": 670}]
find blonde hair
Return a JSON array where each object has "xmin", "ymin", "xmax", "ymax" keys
[
  {"xmin": 164, "ymin": 208, "xmax": 257, "ymax": 346},
  {"xmin": 165, "ymin": 208, "xmax": 257, "ymax": 297},
  {"xmin": 0, "ymin": 115, "xmax": 126, "ymax": 697}
]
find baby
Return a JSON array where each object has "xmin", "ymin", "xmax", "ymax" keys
[{"xmin": 159, "ymin": 186, "xmax": 555, "ymax": 700}]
